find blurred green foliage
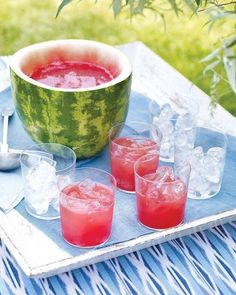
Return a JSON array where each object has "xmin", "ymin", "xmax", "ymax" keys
[{"xmin": 0, "ymin": 0, "xmax": 235, "ymax": 114}]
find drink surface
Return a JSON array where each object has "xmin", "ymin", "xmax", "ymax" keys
[
  {"xmin": 110, "ymin": 136, "xmax": 158, "ymax": 192},
  {"xmin": 30, "ymin": 61, "xmax": 114, "ymax": 89},
  {"xmin": 60, "ymin": 180, "xmax": 114, "ymax": 247}
]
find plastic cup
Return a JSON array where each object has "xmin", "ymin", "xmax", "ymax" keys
[
  {"xmin": 149, "ymin": 99, "xmax": 197, "ymax": 162},
  {"xmin": 20, "ymin": 143, "xmax": 76, "ymax": 220},
  {"xmin": 58, "ymin": 167, "xmax": 116, "ymax": 248},
  {"xmin": 135, "ymin": 153, "xmax": 190, "ymax": 230},
  {"xmin": 175, "ymin": 126, "xmax": 228, "ymax": 200},
  {"xmin": 109, "ymin": 121, "xmax": 162, "ymax": 193}
]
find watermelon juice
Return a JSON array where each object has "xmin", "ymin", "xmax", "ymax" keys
[
  {"xmin": 60, "ymin": 179, "xmax": 115, "ymax": 247},
  {"xmin": 30, "ymin": 60, "xmax": 115, "ymax": 89},
  {"xmin": 110, "ymin": 136, "xmax": 159, "ymax": 192},
  {"xmin": 135, "ymin": 165, "xmax": 188, "ymax": 230}
]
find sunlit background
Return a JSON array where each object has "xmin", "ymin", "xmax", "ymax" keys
[{"xmin": 0, "ymin": 0, "xmax": 234, "ymax": 114}]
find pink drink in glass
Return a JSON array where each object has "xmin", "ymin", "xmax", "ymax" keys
[
  {"xmin": 110, "ymin": 136, "xmax": 159, "ymax": 192},
  {"xmin": 136, "ymin": 166, "xmax": 188, "ymax": 229},
  {"xmin": 60, "ymin": 179, "xmax": 114, "ymax": 247}
]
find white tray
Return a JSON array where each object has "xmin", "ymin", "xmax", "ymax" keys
[{"xmin": 1, "ymin": 43, "xmax": 236, "ymax": 278}]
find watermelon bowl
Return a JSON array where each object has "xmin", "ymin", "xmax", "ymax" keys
[{"xmin": 10, "ymin": 39, "xmax": 132, "ymax": 158}]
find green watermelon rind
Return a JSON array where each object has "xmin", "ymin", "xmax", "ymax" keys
[{"xmin": 10, "ymin": 69, "xmax": 131, "ymax": 158}]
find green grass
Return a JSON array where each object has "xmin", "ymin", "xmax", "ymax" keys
[{"xmin": 0, "ymin": 0, "xmax": 235, "ymax": 114}]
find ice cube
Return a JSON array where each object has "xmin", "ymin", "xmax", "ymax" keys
[
  {"xmin": 153, "ymin": 116, "xmax": 160, "ymax": 126},
  {"xmin": 175, "ymin": 129, "xmax": 195, "ymax": 153},
  {"xmin": 145, "ymin": 183, "xmax": 160, "ymax": 198},
  {"xmin": 186, "ymin": 129, "xmax": 196, "ymax": 148},
  {"xmin": 24, "ymin": 159, "xmax": 59, "ymax": 215},
  {"xmin": 88, "ymin": 200, "xmax": 101, "ymax": 212},
  {"xmin": 175, "ymin": 113, "xmax": 194, "ymax": 131},
  {"xmin": 150, "ymin": 124, "xmax": 162, "ymax": 145},
  {"xmin": 175, "ymin": 148, "xmax": 188, "ymax": 161},
  {"xmin": 157, "ymin": 184, "xmax": 169, "ymax": 200},
  {"xmin": 129, "ymin": 141, "xmax": 140, "ymax": 148},
  {"xmin": 171, "ymin": 179, "xmax": 186, "ymax": 194},
  {"xmin": 158, "ymin": 119, "xmax": 174, "ymax": 135},
  {"xmin": 205, "ymin": 168, "xmax": 221, "ymax": 184},
  {"xmin": 155, "ymin": 166, "xmax": 175, "ymax": 183},
  {"xmin": 189, "ymin": 163, "xmax": 202, "ymax": 182},
  {"xmin": 143, "ymin": 173, "xmax": 159, "ymax": 182},
  {"xmin": 174, "ymin": 130, "xmax": 189, "ymax": 148},
  {"xmin": 42, "ymin": 182, "xmax": 59, "ymax": 203},
  {"xmin": 43, "ymin": 180, "xmax": 59, "ymax": 205},
  {"xmin": 157, "ymin": 118, "xmax": 175, "ymax": 159},
  {"xmin": 69, "ymin": 199, "xmax": 91, "ymax": 211},
  {"xmin": 111, "ymin": 144, "xmax": 124, "ymax": 158},
  {"xmin": 26, "ymin": 191, "xmax": 49, "ymax": 215},
  {"xmin": 98, "ymin": 192, "xmax": 113, "ymax": 206},
  {"xmin": 189, "ymin": 151, "xmax": 221, "ymax": 197},
  {"xmin": 188, "ymin": 147, "xmax": 205, "ymax": 193},
  {"xmin": 161, "ymin": 137, "xmax": 174, "ymax": 158},
  {"xmin": 170, "ymin": 179, "xmax": 186, "ymax": 195},
  {"xmin": 125, "ymin": 149, "xmax": 144, "ymax": 161},
  {"xmin": 203, "ymin": 153, "xmax": 223, "ymax": 184},
  {"xmin": 159, "ymin": 103, "xmax": 174, "ymax": 121},
  {"xmin": 159, "ymin": 179, "xmax": 185, "ymax": 201},
  {"xmin": 207, "ymin": 147, "xmax": 225, "ymax": 162},
  {"xmin": 26, "ymin": 160, "xmax": 57, "ymax": 190},
  {"xmin": 79, "ymin": 178, "xmax": 95, "ymax": 192},
  {"xmin": 188, "ymin": 145, "xmax": 225, "ymax": 197},
  {"xmin": 189, "ymin": 147, "xmax": 203, "ymax": 176},
  {"xmin": 190, "ymin": 146, "xmax": 204, "ymax": 166},
  {"xmin": 189, "ymin": 175, "xmax": 212, "ymax": 197}
]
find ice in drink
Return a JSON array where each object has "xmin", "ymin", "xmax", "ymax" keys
[
  {"xmin": 60, "ymin": 178, "xmax": 114, "ymax": 247},
  {"xmin": 110, "ymin": 136, "xmax": 159, "ymax": 192},
  {"xmin": 136, "ymin": 166, "xmax": 187, "ymax": 229}
]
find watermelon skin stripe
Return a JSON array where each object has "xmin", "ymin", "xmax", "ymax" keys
[{"xmin": 10, "ymin": 70, "xmax": 132, "ymax": 158}]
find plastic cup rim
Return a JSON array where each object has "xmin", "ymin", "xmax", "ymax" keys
[
  {"xmin": 134, "ymin": 153, "xmax": 191, "ymax": 185},
  {"xmin": 58, "ymin": 166, "xmax": 116, "ymax": 205},
  {"xmin": 195, "ymin": 125, "xmax": 228, "ymax": 149},
  {"xmin": 59, "ymin": 167, "xmax": 117, "ymax": 189},
  {"xmin": 109, "ymin": 121, "xmax": 162, "ymax": 151},
  {"xmin": 20, "ymin": 142, "xmax": 77, "ymax": 173}
]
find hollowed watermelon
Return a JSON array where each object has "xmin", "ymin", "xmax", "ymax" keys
[{"xmin": 10, "ymin": 39, "xmax": 132, "ymax": 158}]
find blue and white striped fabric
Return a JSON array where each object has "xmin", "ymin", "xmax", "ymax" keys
[{"xmin": 1, "ymin": 222, "xmax": 236, "ymax": 294}]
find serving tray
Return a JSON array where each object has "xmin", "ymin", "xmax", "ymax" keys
[{"xmin": 0, "ymin": 90, "xmax": 236, "ymax": 278}]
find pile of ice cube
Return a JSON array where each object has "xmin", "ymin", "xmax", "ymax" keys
[
  {"xmin": 188, "ymin": 146, "xmax": 225, "ymax": 198},
  {"xmin": 143, "ymin": 166, "xmax": 186, "ymax": 201},
  {"xmin": 24, "ymin": 159, "xmax": 59, "ymax": 215},
  {"xmin": 66, "ymin": 178, "xmax": 112, "ymax": 211},
  {"xmin": 152, "ymin": 103, "xmax": 195, "ymax": 161},
  {"xmin": 150, "ymin": 101, "xmax": 226, "ymax": 198}
]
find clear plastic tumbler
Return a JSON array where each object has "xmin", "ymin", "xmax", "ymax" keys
[
  {"xmin": 20, "ymin": 143, "xmax": 76, "ymax": 220},
  {"xmin": 109, "ymin": 121, "xmax": 162, "ymax": 193},
  {"xmin": 135, "ymin": 153, "xmax": 190, "ymax": 229},
  {"xmin": 58, "ymin": 167, "xmax": 116, "ymax": 248}
]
